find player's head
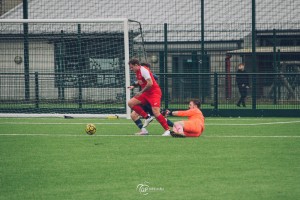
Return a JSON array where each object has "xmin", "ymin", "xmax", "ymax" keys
[
  {"xmin": 128, "ymin": 58, "xmax": 140, "ymax": 66},
  {"xmin": 189, "ymin": 99, "xmax": 201, "ymax": 109},
  {"xmin": 128, "ymin": 58, "xmax": 140, "ymax": 71},
  {"xmin": 238, "ymin": 63, "xmax": 245, "ymax": 71}
]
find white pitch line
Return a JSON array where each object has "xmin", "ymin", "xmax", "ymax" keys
[
  {"xmin": 0, "ymin": 122, "xmax": 133, "ymax": 125},
  {"xmin": 0, "ymin": 134, "xmax": 300, "ymax": 138},
  {"xmin": 1, "ymin": 120, "xmax": 300, "ymax": 126},
  {"xmin": 203, "ymin": 135, "xmax": 300, "ymax": 138},
  {"xmin": 0, "ymin": 133, "xmax": 160, "ymax": 137},
  {"xmin": 207, "ymin": 121, "xmax": 300, "ymax": 126}
]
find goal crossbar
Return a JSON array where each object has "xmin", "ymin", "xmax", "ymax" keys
[{"xmin": 0, "ymin": 18, "xmax": 129, "ymax": 23}]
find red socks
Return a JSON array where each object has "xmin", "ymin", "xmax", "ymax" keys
[
  {"xmin": 132, "ymin": 105, "xmax": 148, "ymax": 118},
  {"xmin": 156, "ymin": 114, "xmax": 169, "ymax": 130},
  {"xmin": 132, "ymin": 106, "xmax": 169, "ymax": 131}
]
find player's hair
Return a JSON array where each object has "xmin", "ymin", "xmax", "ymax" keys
[
  {"xmin": 191, "ymin": 99, "xmax": 201, "ymax": 108},
  {"xmin": 140, "ymin": 62, "xmax": 151, "ymax": 68},
  {"xmin": 128, "ymin": 58, "xmax": 140, "ymax": 65}
]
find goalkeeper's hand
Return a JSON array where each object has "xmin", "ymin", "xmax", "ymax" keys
[{"xmin": 161, "ymin": 109, "xmax": 172, "ymax": 117}]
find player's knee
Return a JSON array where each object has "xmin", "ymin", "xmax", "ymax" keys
[
  {"xmin": 152, "ymin": 107, "xmax": 161, "ymax": 117},
  {"xmin": 174, "ymin": 123, "xmax": 184, "ymax": 134},
  {"xmin": 127, "ymin": 99, "xmax": 135, "ymax": 108},
  {"xmin": 131, "ymin": 111, "xmax": 139, "ymax": 120}
]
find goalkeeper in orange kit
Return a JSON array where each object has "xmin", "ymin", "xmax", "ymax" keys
[{"xmin": 164, "ymin": 99, "xmax": 205, "ymax": 137}]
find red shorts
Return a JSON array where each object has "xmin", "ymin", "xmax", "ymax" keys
[
  {"xmin": 134, "ymin": 89, "xmax": 162, "ymax": 107},
  {"xmin": 183, "ymin": 120, "xmax": 204, "ymax": 137}
]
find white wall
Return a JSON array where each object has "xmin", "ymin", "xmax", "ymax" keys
[
  {"xmin": 0, "ymin": 41, "xmax": 124, "ymax": 101},
  {"xmin": 0, "ymin": 41, "xmax": 55, "ymax": 100}
]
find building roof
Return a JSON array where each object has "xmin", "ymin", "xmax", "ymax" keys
[
  {"xmin": 1, "ymin": 0, "xmax": 299, "ymax": 42},
  {"xmin": 228, "ymin": 46, "xmax": 300, "ymax": 55}
]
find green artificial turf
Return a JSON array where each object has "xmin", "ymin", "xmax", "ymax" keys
[{"xmin": 0, "ymin": 117, "xmax": 300, "ymax": 200}]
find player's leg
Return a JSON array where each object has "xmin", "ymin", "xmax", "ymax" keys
[
  {"xmin": 145, "ymin": 92, "xmax": 170, "ymax": 136},
  {"xmin": 170, "ymin": 121, "xmax": 186, "ymax": 137},
  {"xmin": 161, "ymin": 108, "xmax": 174, "ymax": 127},
  {"xmin": 141, "ymin": 104, "xmax": 155, "ymax": 128},
  {"xmin": 151, "ymin": 106, "xmax": 171, "ymax": 136},
  {"xmin": 166, "ymin": 118, "xmax": 174, "ymax": 127},
  {"xmin": 142, "ymin": 104, "xmax": 154, "ymax": 116},
  {"xmin": 237, "ymin": 88, "xmax": 242, "ymax": 107},
  {"xmin": 171, "ymin": 122, "xmax": 185, "ymax": 138},
  {"xmin": 177, "ymin": 121, "xmax": 203, "ymax": 137},
  {"xmin": 131, "ymin": 111, "xmax": 148, "ymax": 135},
  {"xmin": 173, "ymin": 121, "xmax": 184, "ymax": 133},
  {"xmin": 241, "ymin": 89, "xmax": 247, "ymax": 107},
  {"xmin": 141, "ymin": 104, "xmax": 173, "ymax": 128},
  {"xmin": 128, "ymin": 96, "xmax": 148, "ymax": 119}
]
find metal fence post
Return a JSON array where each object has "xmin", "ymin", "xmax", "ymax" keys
[
  {"xmin": 277, "ymin": 49, "xmax": 281, "ymax": 100},
  {"xmin": 77, "ymin": 24, "xmax": 83, "ymax": 108},
  {"xmin": 273, "ymin": 29, "xmax": 277, "ymax": 104},
  {"xmin": 163, "ymin": 23, "xmax": 169, "ymax": 109},
  {"xmin": 214, "ymin": 72, "xmax": 218, "ymax": 110},
  {"xmin": 23, "ymin": 0, "xmax": 30, "ymax": 101},
  {"xmin": 34, "ymin": 72, "xmax": 39, "ymax": 108},
  {"xmin": 251, "ymin": 0, "xmax": 257, "ymax": 110}
]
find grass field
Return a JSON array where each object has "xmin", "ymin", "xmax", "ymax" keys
[{"xmin": 0, "ymin": 117, "xmax": 300, "ymax": 200}]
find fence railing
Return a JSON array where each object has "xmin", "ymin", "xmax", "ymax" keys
[{"xmin": 0, "ymin": 72, "xmax": 299, "ymax": 116}]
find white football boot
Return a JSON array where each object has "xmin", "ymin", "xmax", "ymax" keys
[
  {"xmin": 135, "ymin": 128, "xmax": 149, "ymax": 135},
  {"xmin": 162, "ymin": 130, "xmax": 171, "ymax": 136},
  {"xmin": 142, "ymin": 115, "xmax": 154, "ymax": 128}
]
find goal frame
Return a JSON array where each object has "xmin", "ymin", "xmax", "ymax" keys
[{"xmin": 0, "ymin": 18, "xmax": 132, "ymax": 119}]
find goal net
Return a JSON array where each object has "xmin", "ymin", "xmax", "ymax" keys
[{"xmin": 0, "ymin": 18, "xmax": 144, "ymax": 119}]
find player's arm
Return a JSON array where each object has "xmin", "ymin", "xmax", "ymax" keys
[
  {"xmin": 127, "ymin": 80, "xmax": 139, "ymax": 90},
  {"xmin": 135, "ymin": 78, "xmax": 152, "ymax": 96},
  {"xmin": 140, "ymin": 78, "xmax": 153, "ymax": 93},
  {"xmin": 135, "ymin": 67, "xmax": 153, "ymax": 96},
  {"xmin": 165, "ymin": 110, "xmax": 192, "ymax": 117},
  {"xmin": 166, "ymin": 110, "xmax": 179, "ymax": 116}
]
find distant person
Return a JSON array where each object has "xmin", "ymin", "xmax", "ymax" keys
[
  {"xmin": 164, "ymin": 99, "xmax": 205, "ymax": 138},
  {"xmin": 236, "ymin": 63, "xmax": 250, "ymax": 107}
]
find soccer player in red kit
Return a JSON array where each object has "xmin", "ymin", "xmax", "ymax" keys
[{"xmin": 127, "ymin": 58, "xmax": 171, "ymax": 136}]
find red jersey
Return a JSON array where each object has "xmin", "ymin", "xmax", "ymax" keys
[{"xmin": 135, "ymin": 66, "xmax": 161, "ymax": 94}]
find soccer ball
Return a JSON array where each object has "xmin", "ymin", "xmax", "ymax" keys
[{"xmin": 85, "ymin": 123, "xmax": 96, "ymax": 135}]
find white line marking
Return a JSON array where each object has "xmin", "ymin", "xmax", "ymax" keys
[
  {"xmin": 0, "ymin": 122, "xmax": 132, "ymax": 125},
  {"xmin": 0, "ymin": 134, "xmax": 299, "ymax": 138},
  {"xmin": 203, "ymin": 135, "xmax": 300, "ymax": 138},
  {"xmin": 1, "ymin": 120, "xmax": 300, "ymax": 126},
  {"xmin": 207, "ymin": 121, "xmax": 300, "ymax": 126},
  {"xmin": 0, "ymin": 133, "xmax": 161, "ymax": 137}
]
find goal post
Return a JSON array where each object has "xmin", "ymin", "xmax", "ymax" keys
[{"xmin": 0, "ymin": 18, "xmax": 137, "ymax": 119}]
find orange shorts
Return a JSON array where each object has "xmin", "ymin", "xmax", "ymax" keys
[{"xmin": 183, "ymin": 120, "xmax": 204, "ymax": 137}]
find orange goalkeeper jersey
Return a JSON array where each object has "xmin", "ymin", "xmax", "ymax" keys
[
  {"xmin": 177, "ymin": 108, "xmax": 205, "ymax": 136},
  {"xmin": 176, "ymin": 108, "xmax": 205, "ymax": 123}
]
